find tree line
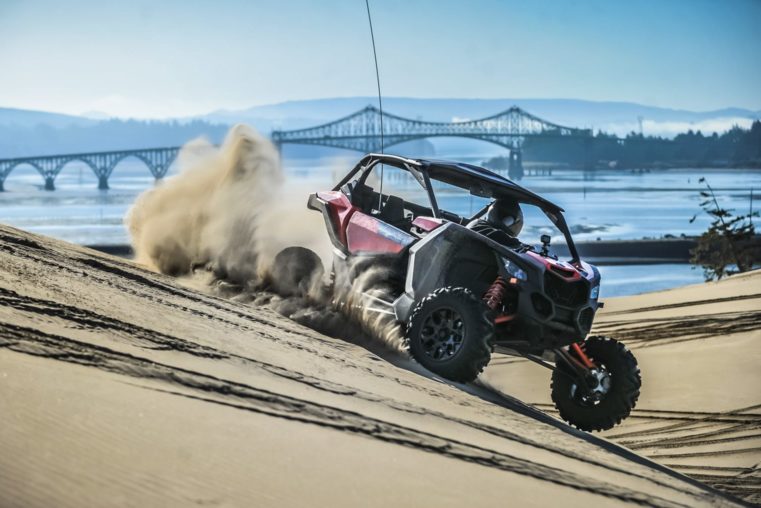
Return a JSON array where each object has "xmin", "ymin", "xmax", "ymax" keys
[{"xmin": 520, "ymin": 120, "xmax": 761, "ymax": 169}]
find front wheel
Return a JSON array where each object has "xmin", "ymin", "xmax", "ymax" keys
[
  {"xmin": 551, "ymin": 336, "xmax": 641, "ymax": 432},
  {"xmin": 406, "ymin": 287, "xmax": 494, "ymax": 383}
]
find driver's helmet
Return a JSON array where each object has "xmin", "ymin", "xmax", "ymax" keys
[{"xmin": 486, "ymin": 199, "xmax": 523, "ymax": 237}]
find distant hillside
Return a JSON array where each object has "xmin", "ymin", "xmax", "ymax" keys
[
  {"xmin": 1, "ymin": 98, "xmax": 759, "ymax": 158},
  {"xmin": 0, "ymin": 107, "xmax": 97, "ymax": 129},
  {"xmin": 0, "ymin": 119, "xmax": 229, "ymax": 158},
  {"xmin": 202, "ymin": 97, "xmax": 761, "ymax": 136}
]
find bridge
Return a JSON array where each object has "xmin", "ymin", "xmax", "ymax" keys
[
  {"xmin": 0, "ymin": 147, "xmax": 179, "ymax": 191},
  {"xmin": 0, "ymin": 105, "xmax": 593, "ymax": 190},
  {"xmin": 272, "ymin": 105, "xmax": 594, "ymax": 178}
]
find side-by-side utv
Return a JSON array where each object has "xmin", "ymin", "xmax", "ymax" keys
[{"xmin": 307, "ymin": 153, "xmax": 640, "ymax": 431}]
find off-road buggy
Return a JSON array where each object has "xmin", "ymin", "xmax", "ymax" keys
[{"xmin": 306, "ymin": 153, "xmax": 641, "ymax": 431}]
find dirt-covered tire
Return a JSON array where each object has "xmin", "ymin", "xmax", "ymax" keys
[
  {"xmin": 551, "ymin": 336, "xmax": 641, "ymax": 432},
  {"xmin": 269, "ymin": 247, "xmax": 324, "ymax": 297},
  {"xmin": 406, "ymin": 287, "xmax": 494, "ymax": 383}
]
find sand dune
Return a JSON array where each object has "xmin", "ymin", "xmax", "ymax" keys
[
  {"xmin": 486, "ymin": 269, "xmax": 761, "ymax": 504},
  {"xmin": 0, "ymin": 224, "xmax": 748, "ymax": 507}
]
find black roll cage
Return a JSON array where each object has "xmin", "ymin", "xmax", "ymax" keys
[{"xmin": 332, "ymin": 153, "xmax": 581, "ymax": 263}]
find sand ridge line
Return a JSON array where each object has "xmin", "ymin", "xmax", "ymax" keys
[
  {"xmin": 684, "ymin": 477, "xmax": 760, "ymax": 498},
  {"xmin": 20, "ymin": 244, "xmax": 311, "ymax": 336},
  {"xmin": 619, "ymin": 427, "xmax": 761, "ymax": 449},
  {"xmin": 0, "ymin": 284, "xmax": 712, "ymax": 497},
  {"xmin": 0, "ymin": 231, "xmax": 49, "ymax": 252},
  {"xmin": 607, "ymin": 409, "xmax": 761, "ymax": 500},
  {"xmin": 603, "ymin": 405, "xmax": 761, "ymax": 440},
  {"xmin": 0, "ymin": 322, "xmax": 707, "ymax": 508},
  {"xmin": 649, "ymin": 447, "xmax": 761, "ymax": 459},
  {"xmin": 0, "ymin": 286, "xmax": 386, "ymax": 399},
  {"xmin": 0, "ymin": 286, "xmax": 228, "ymax": 360},
  {"xmin": 0, "ymin": 229, "xmax": 318, "ymax": 337},
  {"xmin": 602, "ymin": 293, "xmax": 761, "ymax": 316},
  {"xmin": 531, "ymin": 403, "xmax": 761, "ymax": 425},
  {"xmin": 536, "ymin": 403, "xmax": 761, "ymax": 500},
  {"xmin": 616, "ymin": 407, "xmax": 761, "ymax": 418},
  {"xmin": 666, "ymin": 465, "xmax": 757, "ymax": 472},
  {"xmin": 1, "ymin": 238, "xmax": 368, "ymax": 360},
  {"xmin": 593, "ymin": 311, "xmax": 761, "ymax": 348}
]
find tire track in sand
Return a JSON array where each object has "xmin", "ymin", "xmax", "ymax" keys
[
  {"xmin": 0, "ymin": 286, "xmax": 716, "ymax": 499},
  {"xmin": 534, "ymin": 402, "xmax": 761, "ymax": 503},
  {"xmin": 0, "ymin": 322, "xmax": 701, "ymax": 508}
]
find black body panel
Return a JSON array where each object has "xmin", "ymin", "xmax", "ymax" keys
[{"xmin": 401, "ymin": 223, "xmax": 601, "ymax": 353}]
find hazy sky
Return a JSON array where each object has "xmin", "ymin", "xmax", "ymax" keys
[{"xmin": 1, "ymin": 0, "xmax": 759, "ymax": 118}]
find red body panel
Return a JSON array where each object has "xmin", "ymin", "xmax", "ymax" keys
[
  {"xmin": 346, "ymin": 212, "xmax": 415, "ymax": 254},
  {"xmin": 317, "ymin": 191, "xmax": 357, "ymax": 246},
  {"xmin": 526, "ymin": 250, "xmax": 583, "ymax": 281},
  {"xmin": 411, "ymin": 216, "xmax": 445, "ymax": 232}
]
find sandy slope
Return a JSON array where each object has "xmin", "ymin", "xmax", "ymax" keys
[
  {"xmin": 486, "ymin": 268, "xmax": 761, "ymax": 504},
  {"xmin": 0, "ymin": 224, "xmax": 745, "ymax": 507}
]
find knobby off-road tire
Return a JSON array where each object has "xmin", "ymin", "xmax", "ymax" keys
[
  {"xmin": 406, "ymin": 287, "xmax": 494, "ymax": 383},
  {"xmin": 551, "ymin": 336, "xmax": 641, "ymax": 432},
  {"xmin": 270, "ymin": 247, "xmax": 324, "ymax": 297}
]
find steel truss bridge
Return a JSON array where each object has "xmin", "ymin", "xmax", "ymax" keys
[
  {"xmin": 0, "ymin": 105, "xmax": 593, "ymax": 191},
  {"xmin": 272, "ymin": 105, "xmax": 591, "ymax": 152},
  {"xmin": 0, "ymin": 147, "xmax": 179, "ymax": 191}
]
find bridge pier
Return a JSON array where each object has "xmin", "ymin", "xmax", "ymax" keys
[
  {"xmin": 508, "ymin": 150, "xmax": 524, "ymax": 180},
  {"xmin": 44, "ymin": 177, "xmax": 55, "ymax": 191},
  {"xmin": 583, "ymin": 137, "xmax": 595, "ymax": 171},
  {"xmin": 0, "ymin": 180, "xmax": 4, "ymax": 192},
  {"xmin": 98, "ymin": 175, "xmax": 109, "ymax": 190}
]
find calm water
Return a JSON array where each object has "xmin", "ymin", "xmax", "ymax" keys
[{"xmin": 1, "ymin": 154, "xmax": 758, "ymax": 297}]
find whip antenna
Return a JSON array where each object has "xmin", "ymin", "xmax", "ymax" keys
[
  {"xmin": 365, "ymin": 0, "xmax": 384, "ymax": 152},
  {"xmin": 364, "ymin": 0, "xmax": 386, "ymax": 209}
]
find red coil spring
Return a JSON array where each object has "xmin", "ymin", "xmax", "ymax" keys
[{"xmin": 483, "ymin": 276, "xmax": 508, "ymax": 310}]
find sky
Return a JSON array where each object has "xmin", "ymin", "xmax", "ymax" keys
[{"xmin": 1, "ymin": 0, "xmax": 759, "ymax": 119}]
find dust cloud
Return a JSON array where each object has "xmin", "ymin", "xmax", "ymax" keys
[{"xmin": 126, "ymin": 124, "xmax": 404, "ymax": 353}]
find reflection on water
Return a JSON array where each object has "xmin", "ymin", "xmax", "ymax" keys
[{"xmin": 0, "ymin": 155, "xmax": 757, "ymax": 296}]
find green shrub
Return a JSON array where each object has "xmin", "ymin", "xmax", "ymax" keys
[{"xmin": 690, "ymin": 178, "xmax": 758, "ymax": 280}]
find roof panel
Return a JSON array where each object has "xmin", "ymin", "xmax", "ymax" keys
[{"xmin": 417, "ymin": 158, "xmax": 564, "ymax": 212}]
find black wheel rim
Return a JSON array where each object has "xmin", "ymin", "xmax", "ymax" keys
[
  {"xmin": 420, "ymin": 307, "xmax": 465, "ymax": 361},
  {"xmin": 570, "ymin": 365, "xmax": 612, "ymax": 406}
]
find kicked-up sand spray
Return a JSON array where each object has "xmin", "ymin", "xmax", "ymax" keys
[{"xmin": 126, "ymin": 124, "xmax": 405, "ymax": 353}]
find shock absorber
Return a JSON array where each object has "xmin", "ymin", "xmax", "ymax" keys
[
  {"xmin": 483, "ymin": 276, "xmax": 508, "ymax": 310},
  {"xmin": 571, "ymin": 342, "xmax": 596, "ymax": 369}
]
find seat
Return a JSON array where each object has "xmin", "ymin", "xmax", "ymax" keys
[{"xmin": 380, "ymin": 195, "xmax": 410, "ymax": 230}]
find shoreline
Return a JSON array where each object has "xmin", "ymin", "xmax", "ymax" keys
[{"xmin": 86, "ymin": 237, "xmax": 706, "ymax": 265}]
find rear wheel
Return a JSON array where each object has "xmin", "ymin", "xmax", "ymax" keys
[
  {"xmin": 270, "ymin": 247, "xmax": 324, "ymax": 297},
  {"xmin": 551, "ymin": 336, "xmax": 641, "ymax": 431},
  {"xmin": 406, "ymin": 287, "xmax": 494, "ymax": 382}
]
